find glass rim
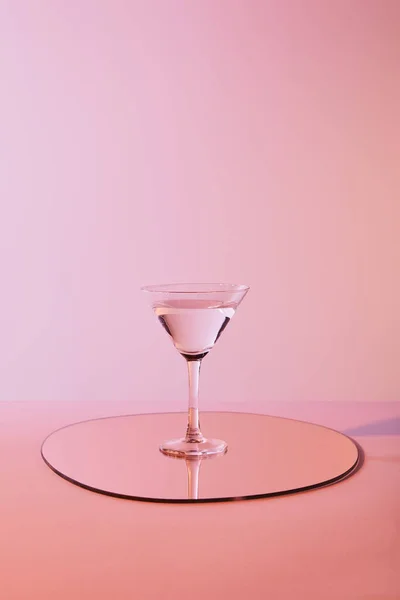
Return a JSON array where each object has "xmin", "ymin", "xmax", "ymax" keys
[{"xmin": 141, "ymin": 282, "xmax": 250, "ymax": 294}]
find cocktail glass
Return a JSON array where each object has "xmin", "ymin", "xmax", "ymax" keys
[{"xmin": 142, "ymin": 283, "xmax": 249, "ymax": 458}]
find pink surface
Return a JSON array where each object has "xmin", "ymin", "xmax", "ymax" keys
[
  {"xmin": 0, "ymin": 401, "xmax": 399, "ymax": 599},
  {"xmin": 1, "ymin": 1, "xmax": 399, "ymax": 405}
]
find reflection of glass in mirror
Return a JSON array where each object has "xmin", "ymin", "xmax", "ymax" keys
[
  {"xmin": 184, "ymin": 453, "xmax": 224, "ymax": 500},
  {"xmin": 185, "ymin": 459, "xmax": 201, "ymax": 500},
  {"xmin": 142, "ymin": 283, "xmax": 249, "ymax": 458}
]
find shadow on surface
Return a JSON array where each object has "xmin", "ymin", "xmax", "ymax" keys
[{"xmin": 343, "ymin": 417, "xmax": 400, "ymax": 437}]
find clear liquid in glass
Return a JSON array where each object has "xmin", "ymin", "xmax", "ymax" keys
[{"xmin": 154, "ymin": 299, "xmax": 236, "ymax": 360}]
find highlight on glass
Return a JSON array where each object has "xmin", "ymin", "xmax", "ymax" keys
[{"xmin": 142, "ymin": 283, "xmax": 249, "ymax": 458}]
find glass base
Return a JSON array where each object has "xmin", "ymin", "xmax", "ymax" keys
[{"xmin": 160, "ymin": 437, "xmax": 227, "ymax": 458}]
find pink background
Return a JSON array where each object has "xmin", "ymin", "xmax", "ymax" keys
[{"xmin": 1, "ymin": 0, "xmax": 399, "ymax": 404}]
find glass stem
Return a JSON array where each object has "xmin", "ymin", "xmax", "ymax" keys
[{"xmin": 185, "ymin": 359, "xmax": 205, "ymax": 443}]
